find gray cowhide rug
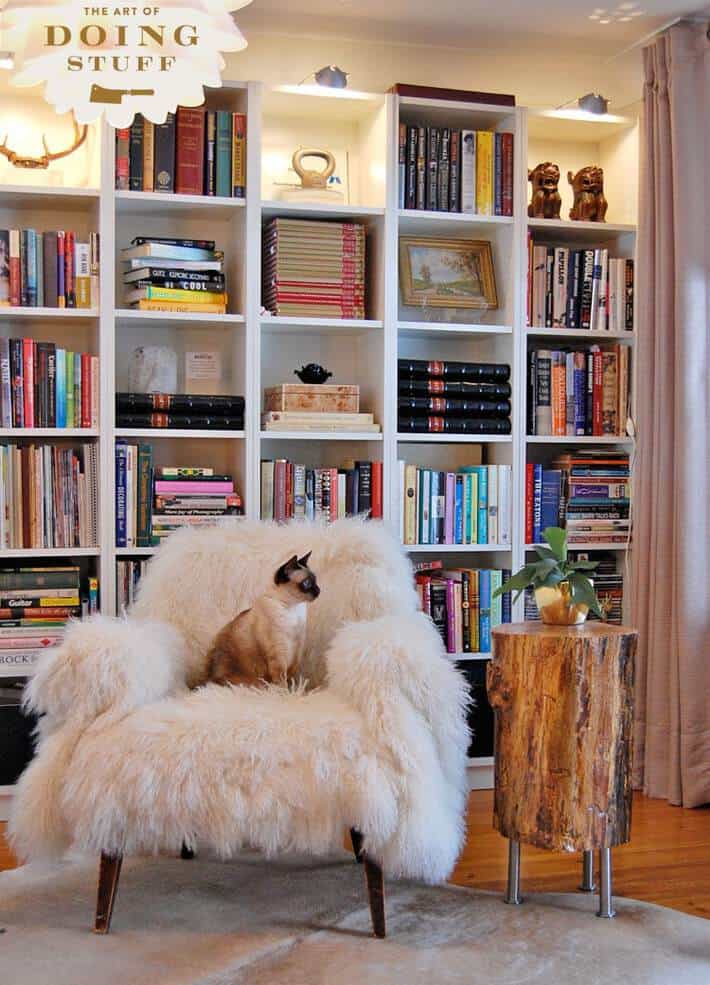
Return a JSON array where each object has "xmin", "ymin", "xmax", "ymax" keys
[{"xmin": 1, "ymin": 854, "xmax": 708, "ymax": 985}]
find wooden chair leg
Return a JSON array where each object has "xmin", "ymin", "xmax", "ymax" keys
[
  {"xmin": 180, "ymin": 843, "xmax": 195, "ymax": 860},
  {"xmin": 94, "ymin": 852, "xmax": 123, "ymax": 935},
  {"xmin": 349, "ymin": 827, "xmax": 364, "ymax": 863},
  {"xmin": 362, "ymin": 852, "xmax": 386, "ymax": 939}
]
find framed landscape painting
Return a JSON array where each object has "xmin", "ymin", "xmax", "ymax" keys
[{"xmin": 399, "ymin": 237, "xmax": 498, "ymax": 310}]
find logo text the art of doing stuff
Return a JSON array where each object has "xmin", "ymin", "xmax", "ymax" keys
[{"xmin": 0, "ymin": 2, "xmax": 252, "ymax": 127}]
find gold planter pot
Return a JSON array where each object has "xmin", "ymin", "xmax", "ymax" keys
[{"xmin": 534, "ymin": 582, "xmax": 589, "ymax": 626}]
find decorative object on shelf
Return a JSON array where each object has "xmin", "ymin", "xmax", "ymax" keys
[
  {"xmin": 568, "ymin": 166, "xmax": 608, "ymax": 222},
  {"xmin": 128, "ymin": 345, "xmax": 178, "ymax": 395},
  {"xmin": 487, "ymin": 620, "xmax": 637, "ymax": 917},
  {"xmin": 527, "ymin": 162, "xmax": 561, "ymax": 219},
  {"xmin": 294, "ymin": 364, "xmax": 333, "ymax": 385},
  {"xmin": 494, "ymin": 526, "xmax": 603, "ymax": 625},
  {"xmin": 399, "ymin": 237, "xmax": 498, "ymax": 310},
  {"xmin": 577, "ymin": 92, "xmax": 609, "ymax": 115},
  {"xmin": 0, "ymin": 116, "xmax": 87, "ymax": 170},
  {"xmin": 314, "ymin": 65, "xmax": 348, "ymax": 89},
  {"xmin": 265, "ymin": 382, "xmax": 359, "ymax": 413},
  {"xmin": 276, "ymin": 148, "xmax": 344, "ymax": 203}
]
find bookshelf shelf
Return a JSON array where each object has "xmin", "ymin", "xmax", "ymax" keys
[
  {"xmin": 525, "ymin": 542, "xmax": 629, "ymax": 552},
  {"xmin": 404, "ymin": 543, "xmax": 511, "ymax": 554},
  {"xmin": 526, "ymin": 327, "xmax": 635, "ymax": 341},
  {"xmin": 260, "ymin": 315, "xmax": 383, "ymax": 333},
  {"xmin": 397, "ymin": 433, "xmax": 512, "ymax": 444},
  {"xmin": 0, "ymin": 547, "xmax": 101, "ymax": 558},
  {"xmin": 0, "ymin": 428, "xmax": 99, "ymax": 438},
  {"xmin": 114, "ymin": 309, "xmax": 245, "ymax": 328},
  {"xmin": 261, "ymin": 200, "xmax": 385, "ymax": 221},
  {"xmin": 446, "ymin": 652, "xmax": 491, "ymax": 662},
  {"xmin": 115, "ymin": 547, "xmax": 157, "ymax": 557},
  {"xmin": 0, "ymin": 185, "xmax": 100, "ymax": 212},
  {"xmin": 0, "ymin": 307, "xmax": 99, "ymax": 320},
  {"xmin": 260, "ymin": 431, "xmax": 383, "ymax": 442},
  {"xmin": 527, "ymin": 218, "xmax": 636, "ymax": 243},
  {"xmin": 467, "ymin": 756, "xmax": 495, "ymax": 767},
  {"xmin": 115, "ymin": 429, "xmax": 245, "ymax": 440},
  {"xmin": 398, "ymin": 209, "xmax": 513, "ymax": 233},
  {"xmin": 398, "ymin": 321, "xmax": 513, "ymax": 339},
  {"xmin": 525, "ymin": 435, "xmax": 633, "ymax": 444},
  {"xmin": 115, "ymin": 190, "xmax": 245, "ymax": 217}
]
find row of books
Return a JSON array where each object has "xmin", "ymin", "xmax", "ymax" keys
[
  {"xmin": 0, "ymin": 230, "xmax": 99, "ymax": 309},
  {"xmin": 262, "ymin": 218, "xmax": 366, "ymax": 319},
  {"xmin": 398, "ymin": 359, "xmax": 512, "ymax": 435},
  {"xmin": 0, "ymin": 340, "xmax": 98, "ymax": 429},
  {"xmin": 528, "ymin": 244, "xmax": 634, "ymax": 332},
  {"xmin": 398, "ymin": 125, "xmax": 514, "ymax": 216},
  {"xmin": 524, "ymin": 553, "xmax": 624, "ymax": 624},
  {"xmin": 121, "ymin": 237, "xmax": 228, "ymax": 315},
  {"xmin": 0, "ymin": 443, "xmax": 99, "ymax": 549},
  {"xmin": 115, "ymin": 448, "xmax": 244, "ymax": 548},
  {"xmin": 116, "ymin": 109, "xmax": 246, "ymax": 197},
  {"xmin": 116, "ymin": 558, "xmax": 149, "ymax": 613},
  {"xmin": 0, "ymin": 565, "xmax": 98, "ymax": 678},
  {"xmin": 525, "ymin": 452, "xmax": 630, "ymax": 546},
  {"xmin": 527, "ymin": 345, "xmax": 630, "ymax": 437},
  {"xmin": 260, "ymin": 459, "xmax": 383, "ymax": 523},
  {"xmin": 116, "ymin": 392, "xmax": 245, "ymax": 431},
  {"xmin": 416, "ymin": 565, "xmax": 512, "ymax": 654},
  {"xmin": 399, "ymin": 463, "xmax": 512, "ymax": 547}
]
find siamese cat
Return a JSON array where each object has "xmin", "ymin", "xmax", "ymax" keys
[{"xmin": 202, "ymin": 552, "xmax": 320, "ymax": 688}]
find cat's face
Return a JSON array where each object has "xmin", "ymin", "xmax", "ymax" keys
[{"xmin": 274, "ymin": 551, "xmax": 320, "ymax": 603}]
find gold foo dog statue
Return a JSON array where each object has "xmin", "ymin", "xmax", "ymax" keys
[
  {"xmin": 528, "ymin": 162, "xmax": 561, "ymax": 219},
  {"xmin": 568, "ymin": 165, "xmax": 608, "ymax": 222}
]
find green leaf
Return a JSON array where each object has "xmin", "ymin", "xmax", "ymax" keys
[
  {"xmin": 568, "ymin": 572, "xmax": 603, "ymax": 618},
  {"xmin": 534, "ymin": 545, "xmax": 557, "ymax": 562},
  {"xmin": 542, "ymin": 526, "xmax": 567, "ymax": 562},
  {"xmin": 493, "ymin": 564, "xmax": 538, "ymax": 598},
  {"xmin": 568, "ymin": 559, "xmax": 599, "ymax": 572},
  {"xmin": 539, "ymin": 569, "xmax": 566, "ymax": 588},
  {"xmin": 530, "ymin": 558, "xmax": 558, "ymax": 586}
]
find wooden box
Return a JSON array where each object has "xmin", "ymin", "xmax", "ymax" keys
[{"xmin": 264, "ymin": 384, "xmax": 360, "ymax": 413}]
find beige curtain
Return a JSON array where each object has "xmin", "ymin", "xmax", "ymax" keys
[{"xmin": 631, "ymin": 21, "xmax": 709, "ymax": 808}]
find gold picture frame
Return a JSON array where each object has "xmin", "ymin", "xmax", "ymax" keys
[{"xmin": 399, "ymin": 237, "xmax": 498, "ymax": 310}]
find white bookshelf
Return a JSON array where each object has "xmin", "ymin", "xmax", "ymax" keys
[{"xmin": 0, "ymin": 79, "xmax": 638, "ymax": 801}]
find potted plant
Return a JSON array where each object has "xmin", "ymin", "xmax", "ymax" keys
[{"xmin": 493, "ymin": 526, "xmax": 603, "ymax": 625}]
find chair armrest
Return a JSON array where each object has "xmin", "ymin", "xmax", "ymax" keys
[{"xmin": 25, "ymin": 614, "xmax": 190, "ymax": 731}]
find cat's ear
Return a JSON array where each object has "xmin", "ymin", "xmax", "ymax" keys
[
  {"xmin": 275, "ymin": 555, "xmax": 298, "ymax": 584},
  {"xmin": 298, "ymin": 551, "xmax": 312, "ymax": 567}
]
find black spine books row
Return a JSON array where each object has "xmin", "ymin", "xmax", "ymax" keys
[{"xmin": 398, "ymin": 359, "xmax": 512, "ymax": 435}]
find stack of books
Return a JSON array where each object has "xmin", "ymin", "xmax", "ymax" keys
[
  {"xmin": 262, "ymin": 382, "xmax": 378, "ymax": 433},
  {"xmin": 525, "ymin": 451, "xmax": 630, "ymax": 546},
  {"xmin": 116, "ymin": 393, "xmax": 244, "ymax": 431},
  {"xmin": 398, "ymin": 359, "xmax": 512, "ymax": 435},
  {"xmin": 115, "ymin": 108, "xmax": 246, "ymax": 197},
  {"xmin": 0, "ymin": 340, "xmax": 98, "ymax": 429},
  {"xmin": 400, "ymin": 463, "xmax": 512, "ymax": 546},
  {"xmin": 415, "ymin": 564, "xmax": 512, "ymax": 654},
  {"xmin": 260, "ymin": 459, "xmax": 383, "ymax": 522},
  {"xmin": 0, "ymin": 229, "xmax": 99, "ymax": 309},
  {"xmin": 116, "ymin": 558, "xmax": 150, "ymax": 612},
  {"xmin": 527, "ymin": 344, "xmax": 630, "ymax": 437},
  {"xmin": 0, "ymin": 565, "xmax": 98, "ymax": 678},
  {"xmin": 399, "ymin": 125, "xmax": 514, "ymax": 216},
  {"xmin": 527, "ymin": 244, "xmax": 634, "ymax": 331},
  {"xmin": 121, "ymin": 237, "xmax": 227, "ymax": 315},
  {"xmin": 262, "ymin": 218, "xmax": 366, "ymax": 319},
  {"xmin": 115, "ymin": 450, "xmax": 244, "ymax": 548},
  {"xmin": 0, "ymin": 443, "xmax": 99, "ymax": 548},
  {"xmin": 524, "ymin": 552, "xmax": 624, "ymax": 625}
]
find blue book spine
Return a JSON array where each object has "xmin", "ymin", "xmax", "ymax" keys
[
  {"xmin": 454, "ymin": 474, "xmax": 464, "ymax": 544},
  {"xmin": 574, "ymin": 360, "xmax": 586, "ymax": 435},
  {"xmin": 540, "ymin": 469, "xmax": 562, "ymax": 532},
  {"xmin": 533, "ymin": 463, "xmax": 543, "ymax": 544},
  {"xmin": 215, "ymin": 110, "xmax": 232, "ymax": 198},
  {"xmin": 479, "ymin": 569, "xmax": 491, "ymax": 652},
  {"xmin": 501, "ymin": 568, "xmax": 512, "ymax": 623},
  {"xmin": 477, "ymin": 466, "xmax": 488, "ymax": 544},
  {"xmin": 26, "ymin": 230, "xmax": 37, "ymax": 306},
  {"xmin": 115, "ymin": 440, "xmax": 128, "ymax": 547},
  {"xmin": 429, "ymin": 469, "xmax": 439, "ymax": 544},
  {"xmin": 55, "ymin": 348, "xmax": 66, "ymax": 427}
]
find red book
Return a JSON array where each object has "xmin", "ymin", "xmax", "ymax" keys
[
  {"xmin": 57, "ymin": 232, "xmax": 65, "ymax": 308},
  {"xmin": 501, "ymin": 132, "xmax": 514, "ymax": 217},
  {"xmin": 525, "ymin": 462, "xmax": 534, "ymax": 544},
  {"xmin": 285, "ymin": 462, "xmax": 293, "ymax": 519},
  {"xmin": 592, "ymin": 349, "xmax": 603, "ymax": 436},
  {"xmin": 90, "ymin": 355, "xmax": 99, "ymax": 428},
  {"xmin": 64, "ymin": 230, "xmax": 75, "ymax": 308},
  {"xmin": 8, "ymin": 230, "xmax": 20, "ymax": 306},
  {"xmin": 273, "ymin": 459, "xmax": 287, "ymax": 522},
  {"xmin": 445, "ymin": 578, "xmax": 456, "ymax": 653},
  {"xmin": 370, "ymin": 461, "xmax": 383, "ymax": 519},
  {"xmin": 22, "ymin": 338, "xmax": 34, "ymax": 427},
  {"xmin": 115, "ymin": 128, "xmax": 130, "ymax": 190},
  {"xmin": 330, "ymin": 467, "xmax": 338, "ymax": 522},
  {"xmin": 81, "ymin": 352, "xmax": 91, "ymax": 428},
  {"xmin": 175, "ymin": 107, "xmax": 206, "ymax": 195}
]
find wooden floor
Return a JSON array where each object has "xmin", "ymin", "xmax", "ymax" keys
[{"xmin": 1, "ymin": 791, "xmax": 708, "ymax": 919}]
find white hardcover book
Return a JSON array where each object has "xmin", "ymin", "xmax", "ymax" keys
[
  {"xmin": 293, "ymin": 463, "xmax": 306, "ymax": 519},
  {"xmin": 617, "ymin": 259, "xmax": 627, "ymax": 333},
  {"xmin": 261, "ymin": 460, "xmax": 274, "ymax": 520},
  {"xmin": 498, "ymin": 465, "xmax": 511, "ymax": 546},
  {"xmin": 337, "ymin": 473, "xmax": 347, "ymax": 519},
  {"xmin": 0, "ymin": 338, "xmax": 11, "ymax": 428},
  {"xmin": 607, "ymin": 259, "xmax": 618, "ymax": 333},
  {"xmin": 598, "ymin": 248, "xmax": 609, "ymax": 331},
  {"xmin": 0, "ymin": 648, "xmax": 42, "ymax": 677},
  {"xmin": 398, "ymin": 459, "xmax": 405, "ymax": 543},
  {"xmin": 125, "ymin": 445, "xmax": 135, "ymax": 548},
  {"xmin": 460, "ymin": 130, "xmax": 476, "ymax": 215},
  {"xmin": 487, "ymin": 464, "xmax": 498, "ymax": 545},
  {"xmin": 589, "ymin": 248, "xmax": 602, "ymax": 331},
  {"xmin": 421, "ymin": 469, "xmax": 431, "ymax": 545},
  {"xmin": 552, "ymin": 248, "xmax": 568, "ymax": 327}
]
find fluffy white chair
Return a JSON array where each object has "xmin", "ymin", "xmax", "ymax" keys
[{"xmin": 9, "ymin": 518, "xmax": 470, "ymax": 937}]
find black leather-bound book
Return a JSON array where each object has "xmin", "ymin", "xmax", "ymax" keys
[
  {"xmin": 397, "ymin": 416, "xmax": 512, "ymax": 434},
  {"xmin": 398, "ymin": 396, "xmax": 511, "ymax": 418}
]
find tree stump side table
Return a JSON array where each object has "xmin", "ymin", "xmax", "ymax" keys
[{"xmin": 487, "ymin": 621, "xmax": 637, "ymax": 918}]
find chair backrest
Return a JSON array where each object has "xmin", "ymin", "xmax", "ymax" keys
[{"xmin": 130, "ymin": 517, "xmax": 419, "ymax": 687}]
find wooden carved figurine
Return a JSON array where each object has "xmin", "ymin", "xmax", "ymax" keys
[
  {"xmin": 528, "ymin": 162, "xmax": 561, "ymax": 219},
  {"xmin": 568, "ymin": 165, "xmax": 608, "ymax": 222}
]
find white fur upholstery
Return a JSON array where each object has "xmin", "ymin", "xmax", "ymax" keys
[{"xmin": 9, "ymin": 519, "xmax": 470, "ymax": 884}]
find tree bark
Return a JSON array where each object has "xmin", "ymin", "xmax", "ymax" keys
[{"xmin": 487, "ymin": 622, "xmax": 637, "ymax": 852}]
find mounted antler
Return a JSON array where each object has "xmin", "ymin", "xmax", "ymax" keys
[{"xmin": 0, "ymin": 117, "xmax": 88, "ymax": 170}]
